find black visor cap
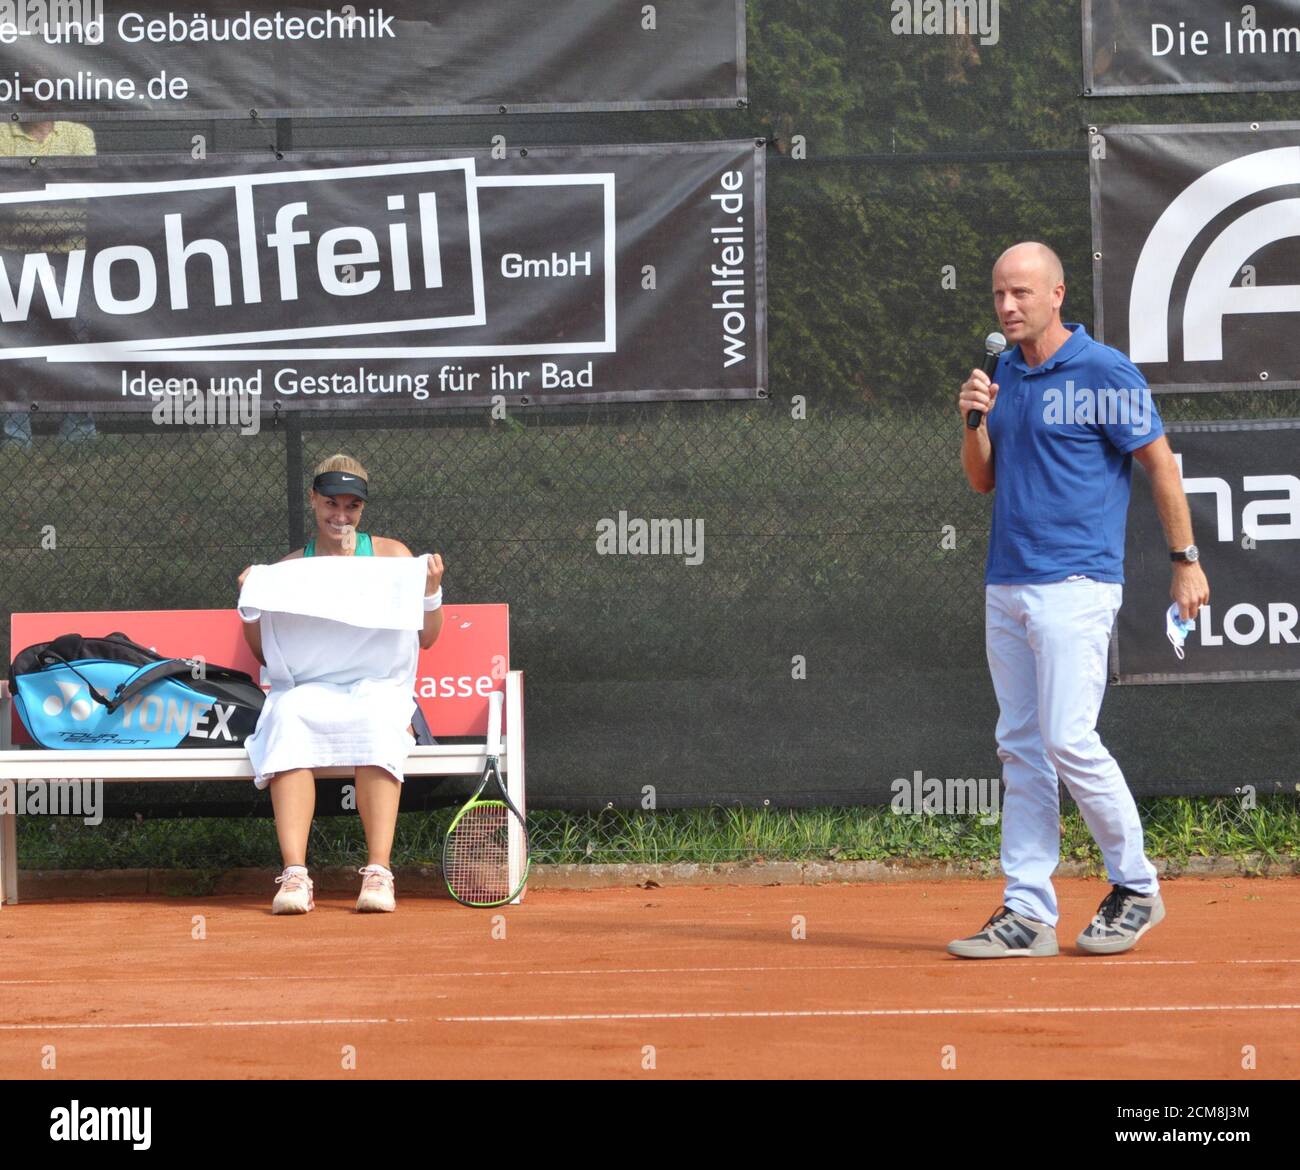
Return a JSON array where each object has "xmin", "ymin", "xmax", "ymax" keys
[{"xmin": 313, "ymin": 471, "xmax": 369, "ymax": 500}]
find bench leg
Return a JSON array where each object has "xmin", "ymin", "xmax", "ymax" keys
[
  {"xmin": 0, "ymin": 783, "xmax": 16, "ymax": 906},
  {"xmin": 505, "ymin": 670, "xmax": 526, "ymax": 905},
  {"xmin": 0, "ymin": 687, "xmax": 13, "ymax": 906}
]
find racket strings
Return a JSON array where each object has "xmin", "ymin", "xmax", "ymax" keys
[{"xmin": 445, "ymin": 801, "xmax": 516, "ymax": 905}]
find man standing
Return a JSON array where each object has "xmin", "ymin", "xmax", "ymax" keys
[{"xmin": 950, "ymin": 241, "xmax": 1209, "ymax": 958}]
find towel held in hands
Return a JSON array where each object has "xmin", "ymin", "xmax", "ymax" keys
[{"xmin": 237, "ymin": 555, "xmax": 432, "ymax": 789}]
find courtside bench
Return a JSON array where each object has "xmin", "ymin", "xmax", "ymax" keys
[{"xmin": 0, "ymin": 604, "xmax": 526, "ymax": 907}]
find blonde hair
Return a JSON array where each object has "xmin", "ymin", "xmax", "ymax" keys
[{"xmin": 312, "ymin": 452, "xmax": 369, "ymax": 480}]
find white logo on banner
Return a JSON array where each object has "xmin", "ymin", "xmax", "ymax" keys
[
  {"xmin": 1175, "ymin": 454, "xmax": 1300, "ymax": 543},
  {"xmin": 1129, "ymin": 146, "xmax": 1300, "ymax": 363}
]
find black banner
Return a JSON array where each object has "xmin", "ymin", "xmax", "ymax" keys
[
  {"xmin": 1084, "ymin": 0, "xmax": 1300, "ymax": 95},
  {"xmin": 1090, "ymin": 121, "xmax": 1300, "ymax": 394},
  {"xmin": 0, "ymin": 141, "xmax": 767, "ymax": 412},
  {"xmin": 0, "ymin": 0, "xmax": 747, "ymax": 118},
  {"xmin": 1116, "ymin": 421, "xmax": 1300, "ymax": 684}
]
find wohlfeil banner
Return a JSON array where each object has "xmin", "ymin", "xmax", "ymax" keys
[
  {"xmin": 0, "ymin": 141, "xmax": 767, "ymax": 412},
  {"xmin": 1084, "ymin": 0, "xmax": 1300, "ymax": 95},
  {"xmin": 1090, "ymin": 121, "xmax": 1300, "ymax": 393},
  {"xmin": 1116, "ymin": 421, "xmax": 1300, "ymax": 684},
  {"xmin": 0, "ymin": 0, "xmax": 747, "ymax": 117}
]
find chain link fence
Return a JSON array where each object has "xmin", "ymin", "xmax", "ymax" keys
[{"xmin": 5, "ymin": 380, "xmax": 1298, "ymax": 821}]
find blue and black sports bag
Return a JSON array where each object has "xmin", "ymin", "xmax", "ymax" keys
[{"xmin": 9, "ymin": 632, "xmax": 265, "ymax": 749}]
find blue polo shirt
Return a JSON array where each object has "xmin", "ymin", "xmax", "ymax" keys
[{"xmin": 985, "ymin": 324, "xmax": 1163, "ymax": 585}]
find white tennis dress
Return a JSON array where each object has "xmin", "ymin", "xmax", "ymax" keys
[{"xmin": 237, "ymin": 556, "xmax": 429, "ymax": 789}]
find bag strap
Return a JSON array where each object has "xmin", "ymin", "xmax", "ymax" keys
[
  {"xmin": 31, "ymin": 648, "xmax": 115, "ymax": 710},
  {"xmin": 20, "ymin": 642, "xmax": 260, "ymax": 713},
  {"xmin": 104, "ymin": 659, "xmax": 202, "ymax": 711},
  {"xmin": 107, "ymin": 659, "xmax": 261, "ymax": 711}
]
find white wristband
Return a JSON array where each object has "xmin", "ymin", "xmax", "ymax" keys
[{"xmin": 423, "ymin": 587, "xmax": 443, "ymax": 612}]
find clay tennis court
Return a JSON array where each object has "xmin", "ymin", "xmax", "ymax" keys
[{"xmin": 1, "ymin": 876, "xmax": 1296, "ymax": 1079}]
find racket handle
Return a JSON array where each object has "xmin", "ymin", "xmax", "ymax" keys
[{"xmin": 486, "ymin": 690, "xmax": 504, "ymax": 757}]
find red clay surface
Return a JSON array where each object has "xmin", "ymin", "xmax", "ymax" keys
[{"xmin": 1, "ymin": 877, "xmax": 1297, "ymax": 1079}]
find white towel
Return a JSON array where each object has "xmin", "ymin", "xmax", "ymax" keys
[
  {"xmin": 238, "ymin": 557, "xmax": 429, "ymax": 789},
  {"xmin": 237, "ymin": 555, "xmax": 429, "ymax": 629}
]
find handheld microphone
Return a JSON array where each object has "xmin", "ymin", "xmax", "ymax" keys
[{"xmin": 965, "ymin": 331, "xmax": 1007, "ymax": 430}]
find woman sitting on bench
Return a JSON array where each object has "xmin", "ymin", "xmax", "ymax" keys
[{"xmin": 237, "ymin": 453, "xmax": 444, "ymax": 915}]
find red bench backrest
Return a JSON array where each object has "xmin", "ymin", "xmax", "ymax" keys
[{"xmin": 9, "ymin": 605, "xmax": 509, "ymax": 746}]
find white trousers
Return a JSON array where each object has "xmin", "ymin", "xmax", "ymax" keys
[{"xmin": 986, "ymin": 579, "xmax": 1159, "ymax": 926}]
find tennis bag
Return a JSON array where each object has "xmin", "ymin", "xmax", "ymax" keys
[{"xmin": 9, "ymin": 632, "xmax": 265, "ymax": 749}]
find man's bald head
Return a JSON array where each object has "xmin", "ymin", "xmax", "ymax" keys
[
  {"xmin": 994, "ymin": 242, "xmax": 1065, "ymax": 288},
  {"xmin": 991, "ymin": 242, "xmax": 1069, "ymax": 355}
]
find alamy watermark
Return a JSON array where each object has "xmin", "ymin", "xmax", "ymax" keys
[
  {"xmin": 891, "ymin": 770, "xmax": 1001, "ymax": 825},
  {"xmin": 1042, "ymin": 382, "xmax": 1153, "ymax": 437},
  {"xmin": 49, "ymin": 1100, "xmax": 150, "ymax": 1151},
  {"xmin": 890, "ymin": 0, "xmax": 1000, "ymax": 46},
  {"xmin": 596, "ymin": 511, "xmax": 704, "ymax": 565},
  {"xmin": 150, "ymin": 387, "xmax": 261, "ymax": 435},
  {"xmin": 0, "ymin": 779, "xmax": 103, "ymax": 826},
  {"xmin": 0, "ymin": 1, "xmax": 103, "ymax": 42}
]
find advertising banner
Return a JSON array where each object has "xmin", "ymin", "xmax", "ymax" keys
[
  {"xmin": 1117, "ymin": 421, "xmax": 1300, "ymax": 684},
  {"xmin": 1084, "ymin": 0, "xmax": 1300, "ymax": 95},
  {"xmin": 1091, "ymin": 121, "xmax": 1300, "ymax": 394},
  {"xmin": 0, "ymin": 0, "xmax": 747, "ymax": 117},
  {"xmin": 0, "ymin": 141, "xmax": 767, "ymax": 412}
]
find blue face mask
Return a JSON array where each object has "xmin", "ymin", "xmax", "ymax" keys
[{"xmin": 1166, "ymin": 603, "xmax": 1195, "ymax": 660}]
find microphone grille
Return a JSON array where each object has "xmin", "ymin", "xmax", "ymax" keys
[{"xmin": 985, "ymin": 331, "xmax": 1007, "ymax": 355}]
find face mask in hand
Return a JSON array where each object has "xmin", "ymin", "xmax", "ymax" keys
[{"xmin": 1166, "ymin": 603, "xmax": 1195, "ymax": 660}]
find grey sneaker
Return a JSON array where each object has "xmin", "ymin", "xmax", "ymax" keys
[
  {"xmin": 947, "ymin": 906, "xmax": 1059, "ymax": 958},
  {"xmin": 1077, "ymin": 885, "xmax": 1165, "ymax": 955}
]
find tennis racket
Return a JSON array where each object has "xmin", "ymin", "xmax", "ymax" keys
[{"xmin": 443, "ymin": 690, "xmax": 530, "ymax": 908}]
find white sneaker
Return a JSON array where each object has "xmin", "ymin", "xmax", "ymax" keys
[
  {"xmin": 272, "ymin": 866, "xmax": 315, "ymax": 914},
  {"xmin": 356, "ymin": 864, "xmax": 396, "ymax": 913}
]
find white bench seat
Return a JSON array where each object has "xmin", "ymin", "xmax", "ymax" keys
[{"xmin": 0, "ymin": 669, "xmax": 527, "ymax": 906}]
